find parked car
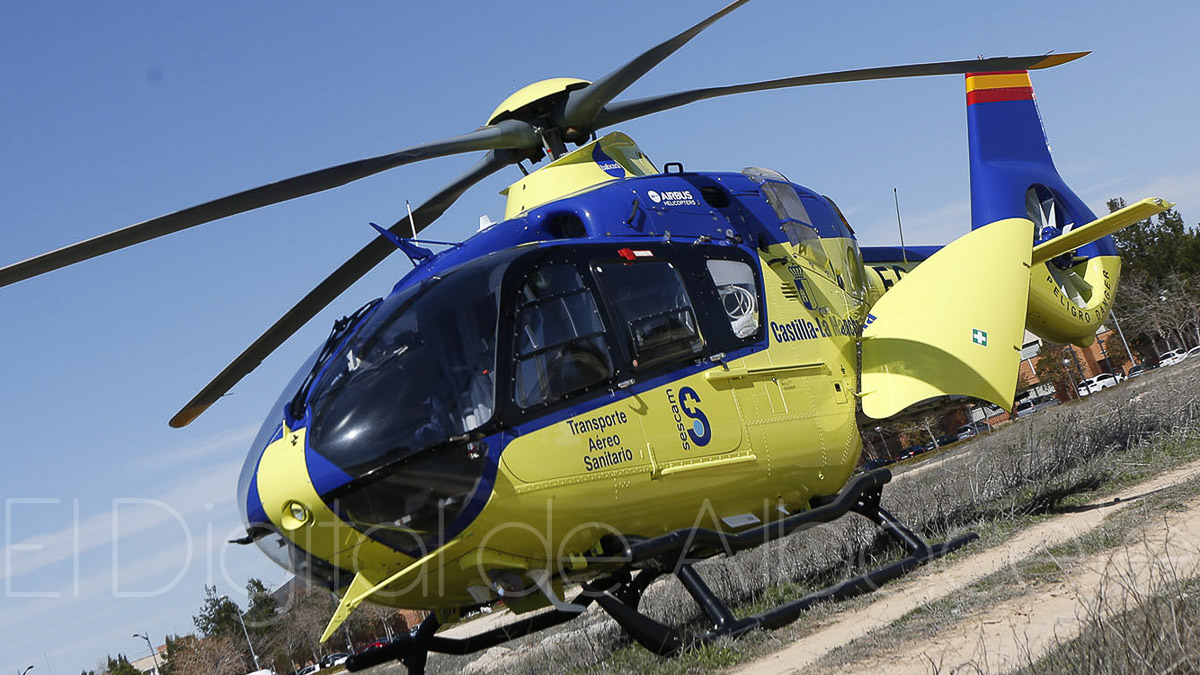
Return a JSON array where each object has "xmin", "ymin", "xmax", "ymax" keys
[
  {"xmin": 1159, "ymin": 349, "xmax": 1187, "ymax": 367},
  {"xmin": 1187, "ymin": 345, "xmax": 1200, "ymax": 359},
  {"xmin": 1127, "ymin": 363, "xmax": 1151, "ymax": 378},
  {"xmin": 320, "ymin": 653, "xmax": 350, "ymax": 668},
  {"xmin": 1016, "ymin": 394, "xmax": 1059, "ymax": 417},
  {"xmin": 956, "ymin": 421, "xmax": 991, "ymax": 441},
  {"xmin": 854, "ymin": 457, "xmax": 893, "ymax": 475},
  {"xmin": 356, "ymin": 639, "xmax": 392, "ymax": 655},
  {"xmin": 1077, "ymin": 372, "xmax": 1122, "ymax": 396},
  {"xmin": 297, "ymin": 665, "xmax": 321, "ymax": 675}
]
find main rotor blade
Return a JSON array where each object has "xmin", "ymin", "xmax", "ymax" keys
[
  {"xmin": 593, "ymin": 52, "xmax": 1090, "ymax": 129},
  {"xmin": 559, "ymin": 0, "xmax": 753, "ymax": 128},
  {"xmin": 0, "ymin": 120, "xmax": 537, "ymax": 288},
  {"xmin": 168, "ymin": 150, "xmax": 514, "ymax": 428}
]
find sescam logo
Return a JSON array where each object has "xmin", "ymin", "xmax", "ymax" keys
[
  {"xmin": 592, "ymin": 145, "xmax": 626, "ymax": 178},
  {"xmin": 646, "ymin": 189, "xmax": 697, "ymax": 207},
  {"xmin": 667, "ymin": 386, "xmax": 711, "ymax": 450},
  {"xmin": 681, "ymin": 387, "xmax": 711, "ymax": 446}
]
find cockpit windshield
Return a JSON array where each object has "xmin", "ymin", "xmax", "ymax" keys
[{"xmin": 306, "ymin": 255, "xmax": 510, "ymax": 476}]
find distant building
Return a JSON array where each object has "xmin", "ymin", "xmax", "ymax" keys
[{"xmin": 129, "ymin": 643, "xmax": 166, "ymax": 675}]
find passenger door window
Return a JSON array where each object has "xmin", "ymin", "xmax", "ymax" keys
[{"xmin": 594, "ymin": 261, "xmax": 704, "ymax": 371}]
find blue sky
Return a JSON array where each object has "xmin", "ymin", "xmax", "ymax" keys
[{"xmin": 1, "ymin": 2, "xmax": 1196, "ymax": 672}]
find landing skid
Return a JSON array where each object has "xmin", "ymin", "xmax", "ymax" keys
[{"xmin": 344, "ymin": 469, "xmax": 976, "ymax": 673}]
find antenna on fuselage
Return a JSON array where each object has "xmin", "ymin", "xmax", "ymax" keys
[
  {"xmin": 893, "ymin": 187, "xmax": 908, "ymax": 265},
  {"xmin": 405, "ymin": 200, "xmax": 418, "ymax": 238}
]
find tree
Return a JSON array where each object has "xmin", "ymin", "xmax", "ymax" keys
[
  {"xmin": 158, "ymin": 633, "xmax": 195, "ymax": 675},
  {"xmin": 1034, "ymin": 342, "xmax": 1076, "ymax": 399},
  {"xmin": 270, "ymin": 581, "xmax": 339, "ymax": 671},
  {"xmin": 104, "ymin": 654, "xmax": 140, "ymax": 675},
  {"xmin": 160, "ymin": 635, "xmax": 199, "ymax": 675},
  {"xmin": 1107, "ymin": 197, "xmax": 1200, "ymax": 356},
  {"xmin": 895, "ymin": 415, "xmax": 942, "ymax": 451},
  {"xmin": 360, "ymin": 602, "xmax": 400, "ymax": 642},
  {"xmin": 243, "ymin": 577, "xmax": 282, "ymax": 666},
  {"xmin": 165, "ymin": 634, "xmax": 248, "ymax": 675},
  {"xmin": 245, "ymin": 578, "xmax": 279, "ymax": 629},
  {"xmin": 194, "ymin": 585, "xmax": 244, "ymax": 640},
  {"xmin": 1102, "ymin": 332, "xmax": 1131, "ymax": 373},
  {"xmin": 1110, "ymin": 201, "xmax": 1200, "ymax": 282}
]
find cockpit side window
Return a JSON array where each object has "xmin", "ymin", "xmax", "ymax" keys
[
  {"xmin": 514, "ymin": 264, "xmax": 614, "ymax": 409},
  {"xmin": 594, "ymin": 261, "xmax": 704, "ymax": 371},
  {"xmin": 743, "ymin": 167, "xmax": 829, "ymax": 269}
]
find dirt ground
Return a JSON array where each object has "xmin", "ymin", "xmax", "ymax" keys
[{"xmin": 734, "ymin": 457, "xmax": 1200, "ymax": 674}]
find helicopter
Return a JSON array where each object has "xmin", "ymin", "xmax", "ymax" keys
[{"xmin": 0, "ymin": 1, "xmax": 1172, "ymax": 673}]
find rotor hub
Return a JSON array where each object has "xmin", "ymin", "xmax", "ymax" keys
[{"xmin": 486, "ymin": 77, "xmax": 590, "ymax": 126}]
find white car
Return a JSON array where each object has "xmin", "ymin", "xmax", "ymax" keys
[
  {"xmin": 956, "ymin": 421, "xmax": 990, "ymax": 441},
  {"xmin": 1187, "ymin": 345, "xmax": 1200, "ymax": 359},
  {"xmin": 1159, "ymin": 349, "xmax": 1187, "ymax": 367},
  {"xmin": 1077, "ymin": 372, "xmax": 1123, "ymax": 397}
]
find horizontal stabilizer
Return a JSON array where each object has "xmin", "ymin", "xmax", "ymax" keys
[
  {"xmin": 1031, "ymin": 197, "xmax": 1173, "ymax": 265},
  {"xmin": 861, "ymin": 218, "xmax": 1033, "ymax": 419}
]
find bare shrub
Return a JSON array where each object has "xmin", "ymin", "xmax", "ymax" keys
[{"xmin": 167, "ymin": 634, "xmax": 249, "ymax": 675}]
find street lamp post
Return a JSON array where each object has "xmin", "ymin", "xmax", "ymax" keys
[
  {"xmin": 133, "ymin": 632, "xmax": 160, "ymax": 673},
  {"xmin": 1067, "ymin": 348, "xmax": 1088, "ymax": 389},
  {"xmin": 874, "ymin": 425, "xmax": 886, "ymax": 458},
  {"xmin": 1095, "ymin": 326, "xmax": 1114, "ymax": 374},
  {"xmin": 1109, "ymin": 310, "xmax": 1137, "ymax": 372},
  {"xmin": 222, "ymin": 596, "xmax": 261, "ymax": 671},
  {"xmin": 1063, "ymin": 357, "xmax": 1080, "ymax": 398}
]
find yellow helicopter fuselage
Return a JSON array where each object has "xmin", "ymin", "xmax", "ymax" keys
[
  {"xmin": 249, "ymin": 128, "xmax": 1170, "ymax": 633},
  {"xmin": 244, "ymin": 134, "xmax": 881, "ymax": 621}
]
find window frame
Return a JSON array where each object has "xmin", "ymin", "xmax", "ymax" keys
[
  {"xmin": 496, "ymin": 243, "xmax": 767, "ymax": 426},
  {"xmin": 591, "ymin": 258, "xmax": 705, "ymax": 373},
  {"xmin": 506, "ymin": 254, "xmax": 619, "ymax": 415}
]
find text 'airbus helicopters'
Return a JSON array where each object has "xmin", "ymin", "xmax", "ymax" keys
[{"xmin": 0, "ymin": 0, "xmax": 1172, "ymax": 672}]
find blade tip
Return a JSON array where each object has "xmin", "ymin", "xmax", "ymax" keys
[
  {"xmin": 169, "ymin": 404, "xmax": 207, "ymax": 428},
  {"xmin": 1031, "ymin": 51, "xmax": 1091, "ymax": 69}
]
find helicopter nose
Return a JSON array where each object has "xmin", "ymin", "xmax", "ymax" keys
[{"xmin": 250, "ymin": 424, "xmax": 407, "ymax": 588}]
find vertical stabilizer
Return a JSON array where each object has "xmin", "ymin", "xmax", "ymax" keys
[
  {"xmin": 965, "ymin": 68, "xmax": 1132, "ymax": 346},
  {"xmin": 965, "ymin": 70, "xmax": 1116, "ymax": 257}
]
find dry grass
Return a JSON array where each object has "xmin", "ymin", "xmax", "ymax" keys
[
  {"xmin": 1017, "ymin": 567, "xmax": 1200, "ymax": 674},
  {"xmin": 812, "ymin": 473, "xmax": 1200, "ymax": 671},
  {"xmin": 394, "ymin": 362, "xmax": 1200, "ymax": 675}
]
